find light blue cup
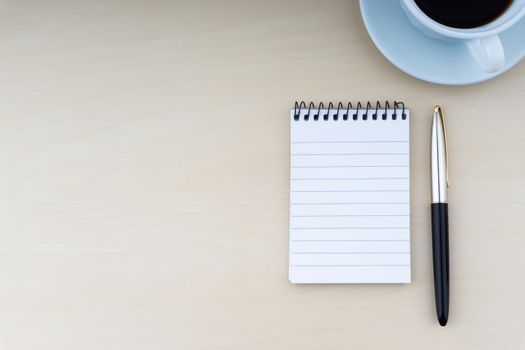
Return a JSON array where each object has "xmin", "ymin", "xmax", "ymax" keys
[{"xmin": 401, "ymin": 0, "xmax": 525, "ymax": 73}]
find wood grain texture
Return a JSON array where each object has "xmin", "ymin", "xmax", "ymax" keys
[{"xmin": 1, "ymin": 0, "xmax": 524, "ymax": 349}]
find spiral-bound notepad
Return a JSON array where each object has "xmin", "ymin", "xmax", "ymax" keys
[{"xmin": 289, "ymin": 101, "xmax": 410, "ymax": 284}]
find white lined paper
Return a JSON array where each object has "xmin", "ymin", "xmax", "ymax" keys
[{"xmin": 289, "ymin": 109, "xmax": 411, "ymax": 283}]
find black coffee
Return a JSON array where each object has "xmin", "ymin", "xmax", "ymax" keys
[{"xmin": 414, "ymin": 0, "xmax": 513, "ymax": 29}]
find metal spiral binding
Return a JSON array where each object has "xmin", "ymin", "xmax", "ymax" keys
[{"xmin": 293, "ymin": 101, "xmax": 406, "ymax": 121}]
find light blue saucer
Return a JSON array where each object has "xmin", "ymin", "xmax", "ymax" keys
[{"xmin": 360, "ymin": 0, "xmax": 525, "ymax": 85}]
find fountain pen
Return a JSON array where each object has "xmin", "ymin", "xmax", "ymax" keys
[{"xmin": 431, "ymin": 106, "xmax": 450, "ymax": 326}]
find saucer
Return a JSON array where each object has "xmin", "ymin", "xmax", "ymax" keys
[{"xmin": 359, "ymin": 0, "xmax": 525, "ymax": 85}]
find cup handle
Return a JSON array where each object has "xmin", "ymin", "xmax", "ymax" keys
[{"xmin": 465, "ymin": 35, "xmax": 505, "ymax": 73}]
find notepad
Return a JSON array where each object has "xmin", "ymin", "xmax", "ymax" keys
[{"xmin": 289, "ymin": 102, "xmax": 411, "ymax": 284}]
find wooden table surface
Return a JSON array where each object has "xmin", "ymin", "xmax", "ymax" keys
[{"xmin": 1, "ymin": 1, "xmax": 525, "ymax": 349}]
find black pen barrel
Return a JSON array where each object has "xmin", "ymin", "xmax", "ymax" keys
[{"xmin": 431, "ymin": 203, "xmax": 449, "ymax": 326}]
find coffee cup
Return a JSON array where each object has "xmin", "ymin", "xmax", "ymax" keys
[{"xmin": 401, "ymin": 0, "xmax": 525, "ymax": 73}]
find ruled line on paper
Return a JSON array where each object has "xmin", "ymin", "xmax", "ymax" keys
[
  {"xmin": 291, "ymin": 190, "xmax": 409, "ymax": 193},
  {"xmin": 291, "ymin": 153, "xmax": 409, "ymax": 156},
  {"xmin": 291, "ymin": 177, "xmax": 409, "ymax": 180},
  {"xmin": 291, "ymin": 239, "xmax": 409, "ymax": 242},
  {"xmin": 291, "ymin": 215, "xmax": 409, "ymax": 217},
  {"xmin": 291, "ymin": 141, "xmax": 409, "ymax": 144},
  {"xmin": 291, "ymin": 202, "xmax": 410, "ymax": 205},
  {"xmin": 290, "ymin": 252, "xmax": 410, "ymax": 255},
  {"xmin": 290, "ymin": 227, "xmax": 410, "ymax": 230},
  {"xmin": 291, "ymin": 264, "xmax": 410, "ymax": 267},
  {"xmin": 292, "ymin": 165, "xmax": 409, "ymax": 168}
]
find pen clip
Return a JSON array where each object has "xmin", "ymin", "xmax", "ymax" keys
[{"xmin": 435, "ymin": 106, "xmax": 449, "ymax": 187}]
